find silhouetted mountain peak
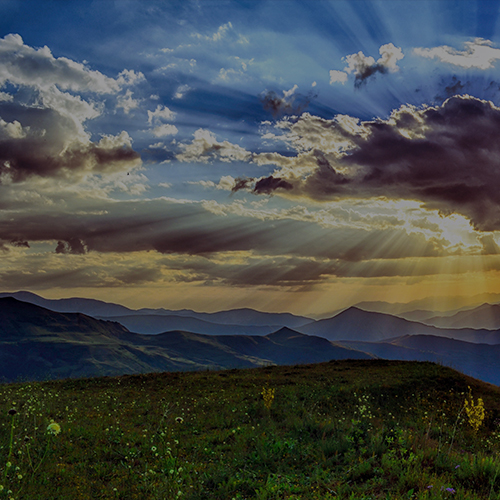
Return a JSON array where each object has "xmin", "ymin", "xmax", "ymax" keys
[{"xmin": 266, "ymin": 326, "xmax": 305, "ymax": 342}]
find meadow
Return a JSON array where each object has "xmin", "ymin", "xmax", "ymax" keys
[{"xmin": 1, "ymin": 359, "xmax": 500, "ymax": 499}]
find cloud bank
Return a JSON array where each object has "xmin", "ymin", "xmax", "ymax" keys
[
  {"xmin": 235, "ymin": 95, "xmax": 500, "ymax": 231},
  {"xmin": 0, "ymin": 34, "xmax": 142, "ymax": 182}
]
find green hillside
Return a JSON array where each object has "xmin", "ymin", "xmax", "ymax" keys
[{"xmin": 1, "ymin": 360, "xmax": 500, "ymax": 499}]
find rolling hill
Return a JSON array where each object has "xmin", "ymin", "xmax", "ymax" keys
[{"xmin": 0, "ymin": 298, "xmax": 371, "ymax": 383}]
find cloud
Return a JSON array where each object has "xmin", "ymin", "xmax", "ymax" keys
[
  {"xmin": 234, "ymin": 95, "xmax": 500, "ymax": 231},
  {"xmin": 0, "ymin": 190, "xmax": 450, "ymax": 262},
  {"xmin": 414, "ymin": 38, "xmax": 500, "ymax": 69},
  {"xmin": 174, "ymin": 84, "xmax": 190, "ymax": 99},
  {"xmin": 192, "ymin": 22, "xmax": 247, "ymax": 44},
  {"xmin": 254, "ymin": 176, "xmax": 293, "ymax": 194},
  {"xmin": 147, "ymin": 104, "xmax": 176, "ymax": 124},
  {"xmin": 117, "ymin": 89, "xmax": 141, "ymax": 114},
  {"xmin": 0, "ymin": 35, "xmax": 143, "ymax": 182},
  {"xmin": 0, "ymin": 103, "xmax": 141, "ymax": 181},
  {"xmin": 0, "ymin": 34, "xmax": 123, "ymax": 93},
  {"xmin": 330, "ymin": 43, "xmax": 404, "ymax": 87},
  {"xmin": 147, "ymin": 104, "xmax": 177, "ymax": 137},
  {"xmin": 0, "ymin": 92, "xmax": 13, "ymax": 102},
  {"xmin": 344, "ymin": 43, "xmax": 404, "ymax": 87},
  {"xmin": 329, "ymin": 70, "xmax": 348, "ymax": 84},
  {"xmin": 151, "ymin": 124, "xmax": 178, "ymax": 137},
  {"xmin": 260, "ymin": 85, "xmax": 316, "ymax": 117},
  {"xmin": 176, "ymin": 129, "xmax": 251, "ymax": 163}
]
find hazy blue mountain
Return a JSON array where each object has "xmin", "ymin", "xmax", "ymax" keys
[
  {"xmin": 96, "ymin": 314, "xmax": 280, "ymax": 335},
  {"xmin": 0, "ymin": 291, "xmax": 312, "ymax": 327},
  {"xmin": 0, "ymin": 298, "xmax": 370, "ymax": 383},
  {"xmin": 352, "ymin": 294, "xmax": 500, "ymax": 316},
  {"xmin": 395, "ymin": 309, "xmax": 456, "ymax": 322},
  {"xmin": 0, "ymin": 291, "xmax": 135, "ymax": 317},
  {"xmin": 424, "ymin": 303, "xmax": 500, "ymax": 330},
  {"xmin": 339, "ymin": 335, "xmax": 500, "ymax": 385},
  {"xmin": 139, "ymin": 308, "xmax": 313, "ymax": 327},
  {"xmin": 336, "ymin": 335, "xmax": 500, "ymax": 385},
  {"xmin": 297, "ymin": 307, "xmax": 500, "ymax": 344}
]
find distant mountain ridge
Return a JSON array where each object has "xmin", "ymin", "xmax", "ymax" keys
[
  {"xmin": 0, "ymin": 298, "xmax": 371, "ymax": 383},
  {"xmin": 0, "ymin": 291, "xmax": 312, "ymax": 328},
  {"xmin": 3, "ymin": 296, "xmax": 500, "ymax": 385},
  {"xmin": 424, "ymin": 303, "xmax": 500, "ymax": 330},
  {"xmin": 296, "ymin": 307, "xmax": 500, "ymax": 345},
  {"xmin": 96, "ymin": 314, "xmax": 281, "ymax": 336},
  {"xmin": 338, "ymin": 334, "xmax": 500, "ymax": 385}
]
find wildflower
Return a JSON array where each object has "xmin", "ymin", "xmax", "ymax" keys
[
  {"xmin": 6, "ymin": 462, "xmax": 12, "ymax": 468},
  {"xmin": 47, "ymin": 422, "xmax": 61, "ymax": 435},
  {"xmin": 464, "ymin": 387, "xmax": 485, "ymax": 432},
  {"xmin": 261, "ymin": 386, "xmax": 275, "ymax": 410},
  {"xmin": 151, "ymin": 446, "xmax": 157, "ymax": 452},
  {"xmin": 17, "ymin": 475, "xmax": 22, "ymax": 480},
  {"xmin": 175, "ymin": 417, "xmax": 184, "ymax": 424}
]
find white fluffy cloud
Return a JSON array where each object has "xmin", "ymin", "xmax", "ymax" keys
[
  {"xmin": 0, "ymin": 34, "xmax": 122, "ymax": 93},
  {"xmin": 414, "ymin": 38, "xmax": 500, "ymax": 69},
  {"xmin": 151, "ymin": 124, "xmax": 178, "ymax": 137},
  {"xmin": 117, "ymin": 89, "xmax": 141, "ymax": 114},
  {"xmin": 176, "ymin": 129, "xmax": 251, "ymax": 163},
  {"xmin": 329, "ymin": 70, "xmax": 348, "ymax": 84},
  {"xmin": 147, "ymin": 104, "xmax": 176, "ymax": 124}
]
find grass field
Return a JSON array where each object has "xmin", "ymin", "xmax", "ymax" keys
[{"xmin": 1, "ymin": 359, "xmax": 500, "ymax": 499}]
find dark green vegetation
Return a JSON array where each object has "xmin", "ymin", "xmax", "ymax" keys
[{"xmin": 1, "ymin": 360, "xmax": 500, "ymax": 499}]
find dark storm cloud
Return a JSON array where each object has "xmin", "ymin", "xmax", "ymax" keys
[
  {"xmin": 253, "ymin": 96, "xmax": 500, "ymax": 231},
  {"xmin": 353, "ymin": 62, "xmax": 388, "ymax": 88},
  {"xmin": 259, "ymin": 87, "xmax": 316, "ymax": 117},
  {"xmin": 0, "ymin": 104, "xmax": 140, "ymax": 182},
  {"xmin": 55, "ymin": 239, "xmax": 87, "ymax": 255},
  {"xmin": 231, "ymin": 177, "xmax": 253, "ymax": 192},
  {"xmin": 0, "ymin": 197, "xmax": 447, "ymax": 263},
  {"xmin": 253, "ymin": 176, "xmax": 293, "ymax": 194}
]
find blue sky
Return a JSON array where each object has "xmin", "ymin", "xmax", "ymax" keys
[{"xmin": 2, "ymin": 0, "xmax": 500, "ymax": 315}]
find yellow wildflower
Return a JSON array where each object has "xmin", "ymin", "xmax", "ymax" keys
[
  {"xmin": 464, "ymin": 387, "xmax": 485, "ymax": 433},
  {"xmin": 261, "ymin": 386, "xmax": 275, "ymax": 410},
  {"xmin": 47, "ymin": 422, "xmax": 61, "ymax": 435}
]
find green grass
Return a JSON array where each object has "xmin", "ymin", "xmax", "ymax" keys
[{"xmin": 1, "ymin": 359, "xmax": 500, "ymax": 499}]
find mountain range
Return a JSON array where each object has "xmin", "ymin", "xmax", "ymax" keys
[
  {"xmin": 2, "ymin": 291, "xmax": 500, "ymax": 385},
  {"xmin": 0, "ymin": 297, "xmax": 371, "ymax": 383}
]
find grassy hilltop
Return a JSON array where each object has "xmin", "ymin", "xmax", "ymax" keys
[{"xmin": 1, "ymin": 360, "xmax": 500, "ymax": 499}]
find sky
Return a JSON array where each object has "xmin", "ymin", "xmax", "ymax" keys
[{"xmin": 3, "ymin": 1, "xmax": 500, "ymax": 316}]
